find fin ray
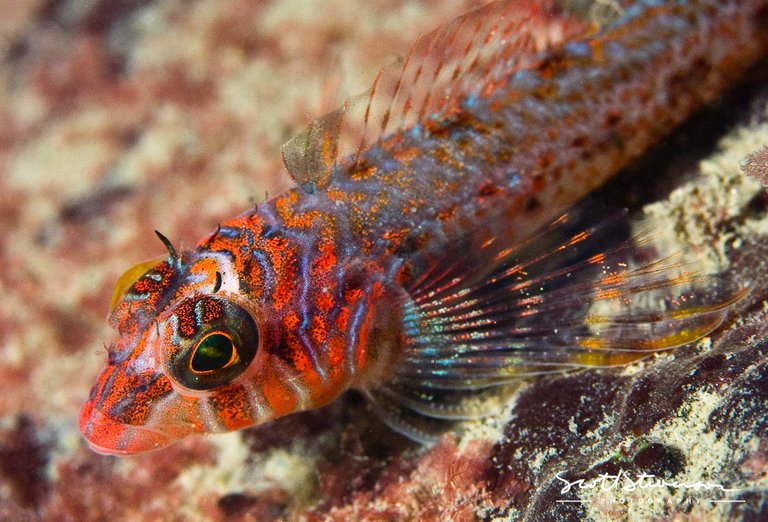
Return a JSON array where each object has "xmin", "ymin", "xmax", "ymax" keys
[
  {"xmin": 368, "ymin": 201, "xmax": 746, "ymax": 432},
  {"xmin": 364, "ymin": 389, "xmax": 453, "ymax": 444},
  {"xmin": 280, "ymin": 0, "xmax": 594, "ymax": 192}
]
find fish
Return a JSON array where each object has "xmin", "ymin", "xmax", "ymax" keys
[{"xmin": 80, "ymin": 0, "xmax": 768, "ymax": 454}]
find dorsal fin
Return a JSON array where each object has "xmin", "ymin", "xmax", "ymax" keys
[
  {"xmin": 281, "ymin": 102, "xmax": 347, "ymax": 194},
  {"xmin": 281, "ymin": 0, "xmax": 598, "ymax": 192}
]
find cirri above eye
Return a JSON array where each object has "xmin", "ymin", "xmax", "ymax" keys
[{"xmin": 166, "ymin": 297, "xmax": 259, "ymax": 391}]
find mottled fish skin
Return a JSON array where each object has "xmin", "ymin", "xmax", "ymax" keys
[{"xmin": 80, "ymin": 0, "xmax": 768, "ymax": 454}]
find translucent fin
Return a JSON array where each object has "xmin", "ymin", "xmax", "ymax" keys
[
  {"xmin": 280, "ymin": 0, "xmax": 593, "ymax": 192},
  {"xmin": 364, "ymin": 389, "xmax": 456, "ymax": 444},
  {"xmin": 378, "ymin": 380, "xmax": 508, "ymax": 421},
  {"xmin": 403, "ymin": 205, "xmax": 746, "ymax": 388},
  {"xmin": 366, "ymin": 202, "xmax": 746, "ymax": 440},
  {"xmin": 280, "ymin": 102, "xmax": 346, "ymax": 193},
  {"xmin": 558, "ymin": 0, "xmax": 625, "ymax": 26}
]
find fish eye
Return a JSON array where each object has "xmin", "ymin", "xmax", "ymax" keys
[
  {"xmin": 191, "ymin": 332, "xmax": 238, "ymax": 373},
  {"xmin": 166, "ymin": 297, "xmax": 259, "ymax": 391}
]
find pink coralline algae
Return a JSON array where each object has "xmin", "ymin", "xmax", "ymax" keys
[{"xmin": 743, "ymin": 145, "xmax": 768, "ymax": 187}]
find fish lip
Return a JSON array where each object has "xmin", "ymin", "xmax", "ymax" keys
[{"xmin": 79, "ymin": 404, "xmax": 178, "ymax": 455}]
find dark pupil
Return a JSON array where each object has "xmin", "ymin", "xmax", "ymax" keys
[{"xmin": 192, "ymin": 334, "xmax": 234, "ymax": 372}]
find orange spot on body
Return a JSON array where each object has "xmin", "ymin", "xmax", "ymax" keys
[
  {"xmin": 311, "ymin": 316, "xmax": 328, "ymax": 345},
  {"xmin": 345, "ymin": 287, "xmax": 364, "ymax": 304},
  {"xmin": 314, "ymin": 242, "xmax": 337, "ymax": 274},
  {"xmin": 283, "ymin": 311, "xmax": 300, "ymax": 330},
  {"xmin": 335, "ymin": 307, "xmax": 350, "ymax": 332},
  {"xmin": 393, "ymin": 146, "xmax": 421, "ymax": 165},
  {"xmin": 316, "ymin": 291, "xmax": 334, "ymax": 314},
  {"xmin": 260, "ymin": 371, "xmax": 298, "ymax": 417},
  {"xmin": 382, "ymin": 228, "xmax": 411, "ymax": 246},
  {"xmin": 209, "ymin": 385, "xmax": 253, "ymax": 430}
]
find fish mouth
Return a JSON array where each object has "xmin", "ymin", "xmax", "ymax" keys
[{"xmin": 79, "ymin": 402, "xmax": 178, "ymax": 455}]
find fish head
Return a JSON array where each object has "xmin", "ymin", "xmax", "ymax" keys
[{"xmin": 79, "ymin": 250, "xmax": 289, "ymax": 455}]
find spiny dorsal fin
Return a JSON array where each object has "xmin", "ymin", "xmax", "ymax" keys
[
  {"xmin": 281, "ymin": 102, "xmax": 346, "ymax": 194},
  {"xmin": 281, "ymin": 0, "xmax": 598, "ymax": 192}
]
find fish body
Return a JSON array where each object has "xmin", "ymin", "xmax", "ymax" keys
[{"xmin": 80, "ymin": 0, "xmax": 768, "ymax": 454}]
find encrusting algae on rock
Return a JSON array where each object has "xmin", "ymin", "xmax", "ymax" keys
[{"xmin": 743, "ymin": 144, "xmax": 768, "ymax": 187}]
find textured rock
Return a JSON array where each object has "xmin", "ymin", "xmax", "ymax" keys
[{"xmin": 743, "ymin": 145, "xmax": 768, "ymax": 187}]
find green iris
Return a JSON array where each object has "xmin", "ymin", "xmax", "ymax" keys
[{"xmin": 191, "ymin": 333, "xmax": 235, "ymax": 372}]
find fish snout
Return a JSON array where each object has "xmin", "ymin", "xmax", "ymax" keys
[{"xmin": 79, "ymin": 402, "xmax": 178, "ymax": 455}]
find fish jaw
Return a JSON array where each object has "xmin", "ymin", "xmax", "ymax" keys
[
  {"xmin": 78, "ymin": 357, "xmax": 195, "ymax": 455},
  {"xmin": 78, "ymin": 330, "xmax": 202, "ymax": 454},
  {"xmin": 79, "ymin": 402, "xmax": 180, "ymax": 455}
]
